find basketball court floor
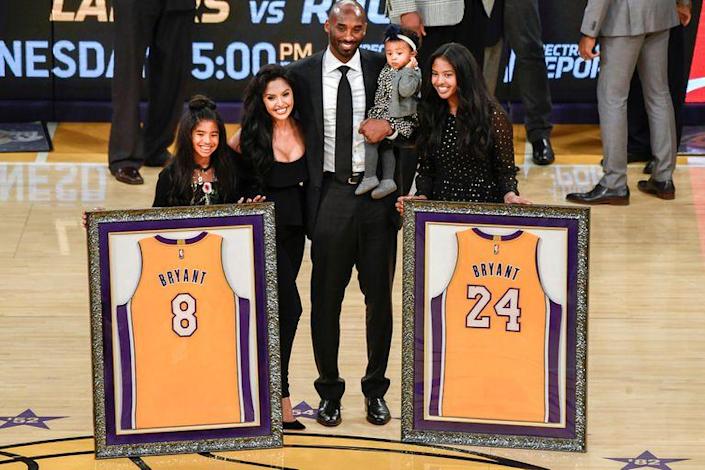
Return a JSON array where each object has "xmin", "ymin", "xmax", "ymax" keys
[{"xmin": 1, "ymin": 123, "xmax": 704, "ymax": 469}]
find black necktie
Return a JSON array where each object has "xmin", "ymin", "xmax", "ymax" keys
[{"xmin": 335, "ymin": 65, "xmax": 353, "ymax": 183}]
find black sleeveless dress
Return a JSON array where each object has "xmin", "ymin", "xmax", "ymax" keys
[{"xmin": 265, "ymin": 156, "xmax": 307, "ymax": 399}]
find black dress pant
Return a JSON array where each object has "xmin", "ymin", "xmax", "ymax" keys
[
  {"xmin": 310, "ymin": 175, "xmax": 396, "ymax": 400},
  {"xmin": 276, "ymin": 224, "xmax": 306, "ymax": 398},
  {"xmin": 108, "ymin": 0, "xmax": 194, "ymax": 172},
  {"xmin": 503, "ymin": 0, "xmax": 552, "ymax": 142},
  {"xmin": 398, "ymin": 145, "xmax": 418, "ymax": 196},
  {"xmin": 628, "ymin": 25, "xmax": 686, "ymax": 159}
]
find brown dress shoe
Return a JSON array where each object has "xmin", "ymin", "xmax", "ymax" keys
[
  {"xmin": 566, "ymin": 184, "xmax": 629, "ymax": 205},
  {"xmin": 113, "ymin": 167, "xmax": 144, "ymax": 185},
  {"xmin": 637, "ymin": 178, "xmax": 675, "ymax": 200}
]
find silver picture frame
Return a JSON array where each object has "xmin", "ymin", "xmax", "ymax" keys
[
  {"xmin": 400, "ymin": 200, "xmax": 589, "ymax": 452},
  {"xmin": 86, "ymin": 203, "xmax": 282, "ymax": 458}
]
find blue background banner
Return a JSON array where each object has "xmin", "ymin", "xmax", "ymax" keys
[{"xmin": 0, "ymin": 0, "xmax": 702, "ymax": 121}]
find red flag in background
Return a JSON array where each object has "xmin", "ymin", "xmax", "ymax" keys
[{"xmin": 687, "ymin": 11, "xmax": 705, "ymax": 103}]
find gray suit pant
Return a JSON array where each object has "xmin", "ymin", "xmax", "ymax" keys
[{"xmin": 598, "ymin": 30, "xmax": 676, "ymax": 189}]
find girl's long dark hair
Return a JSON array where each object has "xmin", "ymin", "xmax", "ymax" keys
[
  {"xmin": 417, "ymin": 43, "xmax": 494, "ymax": 160},
  {"xmin": 240, "ymin": 64, "xmax": 299, "ymax": 191},
  {"xmin": 168, "ymin": 95, "xmax": 238, "ymax": 206}
]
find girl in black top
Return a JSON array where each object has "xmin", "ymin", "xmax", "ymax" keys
[
  {"xmin": 396, "ymin": 43, "xmax": 530, "ymax": 214},
  {"xmin": 229, "ymin": 64, "xmax": 308, "ymax": 430},
  {"xmin": 84, "ymin": 96, "xmax": 257, "ymax": 220},
  {"xmin": 153, "ymin": 95, "xmax": 244, "ymax": 207}
]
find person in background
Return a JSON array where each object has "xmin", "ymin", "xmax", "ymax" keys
[
  {"xmin": 628, "ymin": 2, "xmax": 693, "ymax": 174},
  {"xmin": 387, "ymin": 0, "xmax": 556, "ymax": 169},
  {"xmin": 228, "ymin": 64, "xmax": 308, "ymax": 431},
  {"xmin": 109, "ymin": 0, "xmax": 195, "ymax": 185},
  {"xmin": 486, "ymin": 0, "xmax": 555, "ymax": 166},
  {"xmin": 396, "ymin": 43, "xmax": 530, "ymax": 215},
  {"xmin": 567, "ymin": 0, "xmax": 691, "ymax": 205}
]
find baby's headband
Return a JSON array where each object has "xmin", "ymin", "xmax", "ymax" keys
[
  {"xmin": 387, "ymin": 34, "xmax": 417, "ymax": 52},
  {"xmin": 384, "ymin": 24, "xmax": 418, "ymax": 51}
]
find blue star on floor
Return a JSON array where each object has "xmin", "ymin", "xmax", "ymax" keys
[
  {"xmin": 606, "ymin": 450, "xmax": 689, "ymax": 470},
  {"xmin": 0, "ymin": 409, "xmax": 65, "ymax": 430}
]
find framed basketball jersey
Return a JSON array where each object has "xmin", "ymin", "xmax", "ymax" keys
[
  {"xmin": 400, "ymin": 201, "xmax": 589, "ymax": 452},
  {"xmin": 86, "ymin": 204, "xmax": 282, "ymax": 458},
  {"xmin": 114, "ymin": 232, "xmax": 255, "ymax": 432}
]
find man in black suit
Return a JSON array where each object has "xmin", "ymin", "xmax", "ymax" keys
[
  {"xmin": 108, "ymin": 0, "xmax": 194, "ymax": 185},
  {"xmin": 288, "ymin": 0, "xmax": 397, "ymax": 427}
]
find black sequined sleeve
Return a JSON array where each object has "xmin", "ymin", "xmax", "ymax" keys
[
  {"xmin": 490, "ymin": 106, "xmax": 519, "ymax": 197},
  {"xmin": 415, "ymin": 151, "xmax": 435, "ymax": 198}
]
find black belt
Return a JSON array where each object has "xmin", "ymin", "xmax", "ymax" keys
[{"xmin": 324, "ymin": 171, "xmax": 364, "ymax": 185}]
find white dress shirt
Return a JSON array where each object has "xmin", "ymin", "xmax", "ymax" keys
[{"xmin": 322, "ymin": 47, "xmax": 366, "ymax": 173}]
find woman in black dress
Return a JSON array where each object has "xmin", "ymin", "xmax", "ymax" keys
[
  {"xmin": 396, "ymin": 43, "xmax": 530, "ymax": 214},
  {"xmin": 229, "ymin": 65, "xmax": 307, "ymax": 430}
]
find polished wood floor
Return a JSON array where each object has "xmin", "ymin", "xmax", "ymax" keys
[{"xmin": 0, "ymin": 123, "xmax": 704, "ymax": 469}]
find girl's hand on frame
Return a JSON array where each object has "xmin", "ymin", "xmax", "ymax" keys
[
  {"xmin": 237, "ymin": 195, "xmax": 267, "ymax": 203},
  {"xmin": 504, "ymin": 192, "xmax": 532, "ymax": 205},
  {"xmin": 82, "ymin": 207, "xmax": 105, "ymax": 229}
]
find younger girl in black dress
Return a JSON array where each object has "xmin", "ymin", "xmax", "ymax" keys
[
  {"xmin": 396, "ymin": 43, "xmax": 530, "ymax": 214},
  {"xmin": 153, "ymin": 95, "xmax": 242, "ymax": 207},
  {"xmin": 229, "ymin": 65, "xmax": 307, "ymax": 430}
]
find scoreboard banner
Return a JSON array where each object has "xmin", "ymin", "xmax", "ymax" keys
[
  {"xmin": 85, "ymin": 203, "xmax": 282, "ymax": 458},
  {"xmin": 400, "ymin": 201, "xmax": 589, "ymax": 452},
  {"xmin": 0, "ymin": 0, "xmax": 594, "ymax": 104},
  {"xmin": 0, "ymin": 1, "xmax": 702, "ymax": 105}
]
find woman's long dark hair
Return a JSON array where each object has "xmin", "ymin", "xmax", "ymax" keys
[
  {"xmin": 417, "ymin": 43, "xmax": 494, "ymax": 160},
  {"xmin": 240, "ymin": 64, "xmax": 299, "ymax": 191},
  {"xmin": 168, "ymin": 95, "xmax": 238, "ymax": 206}
]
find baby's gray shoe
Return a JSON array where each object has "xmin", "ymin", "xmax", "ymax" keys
[
  {"xmin": 371, "ymin": 179, "xmax": 397, "ymax": 199},
  {"xmin": 355, "ymin": 176, "xmax": 379, "ymax": 195}
]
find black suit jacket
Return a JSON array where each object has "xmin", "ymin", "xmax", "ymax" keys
[{"xmin": 288, "ymin": 49, "xmax": 388, "ymax": 235}]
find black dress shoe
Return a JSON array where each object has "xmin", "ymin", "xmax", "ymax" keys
[
  {"xmin": 643, "ymin": 160, "xmax": 654, "ymax": 174},
  {"xmin": 112, "ymin": 167, "xmax": 144, "ymax": 185},
  {"xmin": 365, "ymin": 397, "xmax": 391, "ymax": 425},
  {"xmin": 283, "ymin": 419, "xmax": 306, "ymax": 430},
  {"xmin": 531, "ymin": 138, "xmax": 555, "ymax": 165},
  {"xmin": 637, "ymin": 178, "xmax": 675, "ymax": 200},
  {"xmin": 566, "ymin": 184, "xmax": 629, "ymax": 205},
  {"xmin": 316, "ymin": 399, "xmax": 341, "ymax": 427},
  {"xmin": 144, "ymin": 150, "xmax": 172, "ymax": 167}
]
